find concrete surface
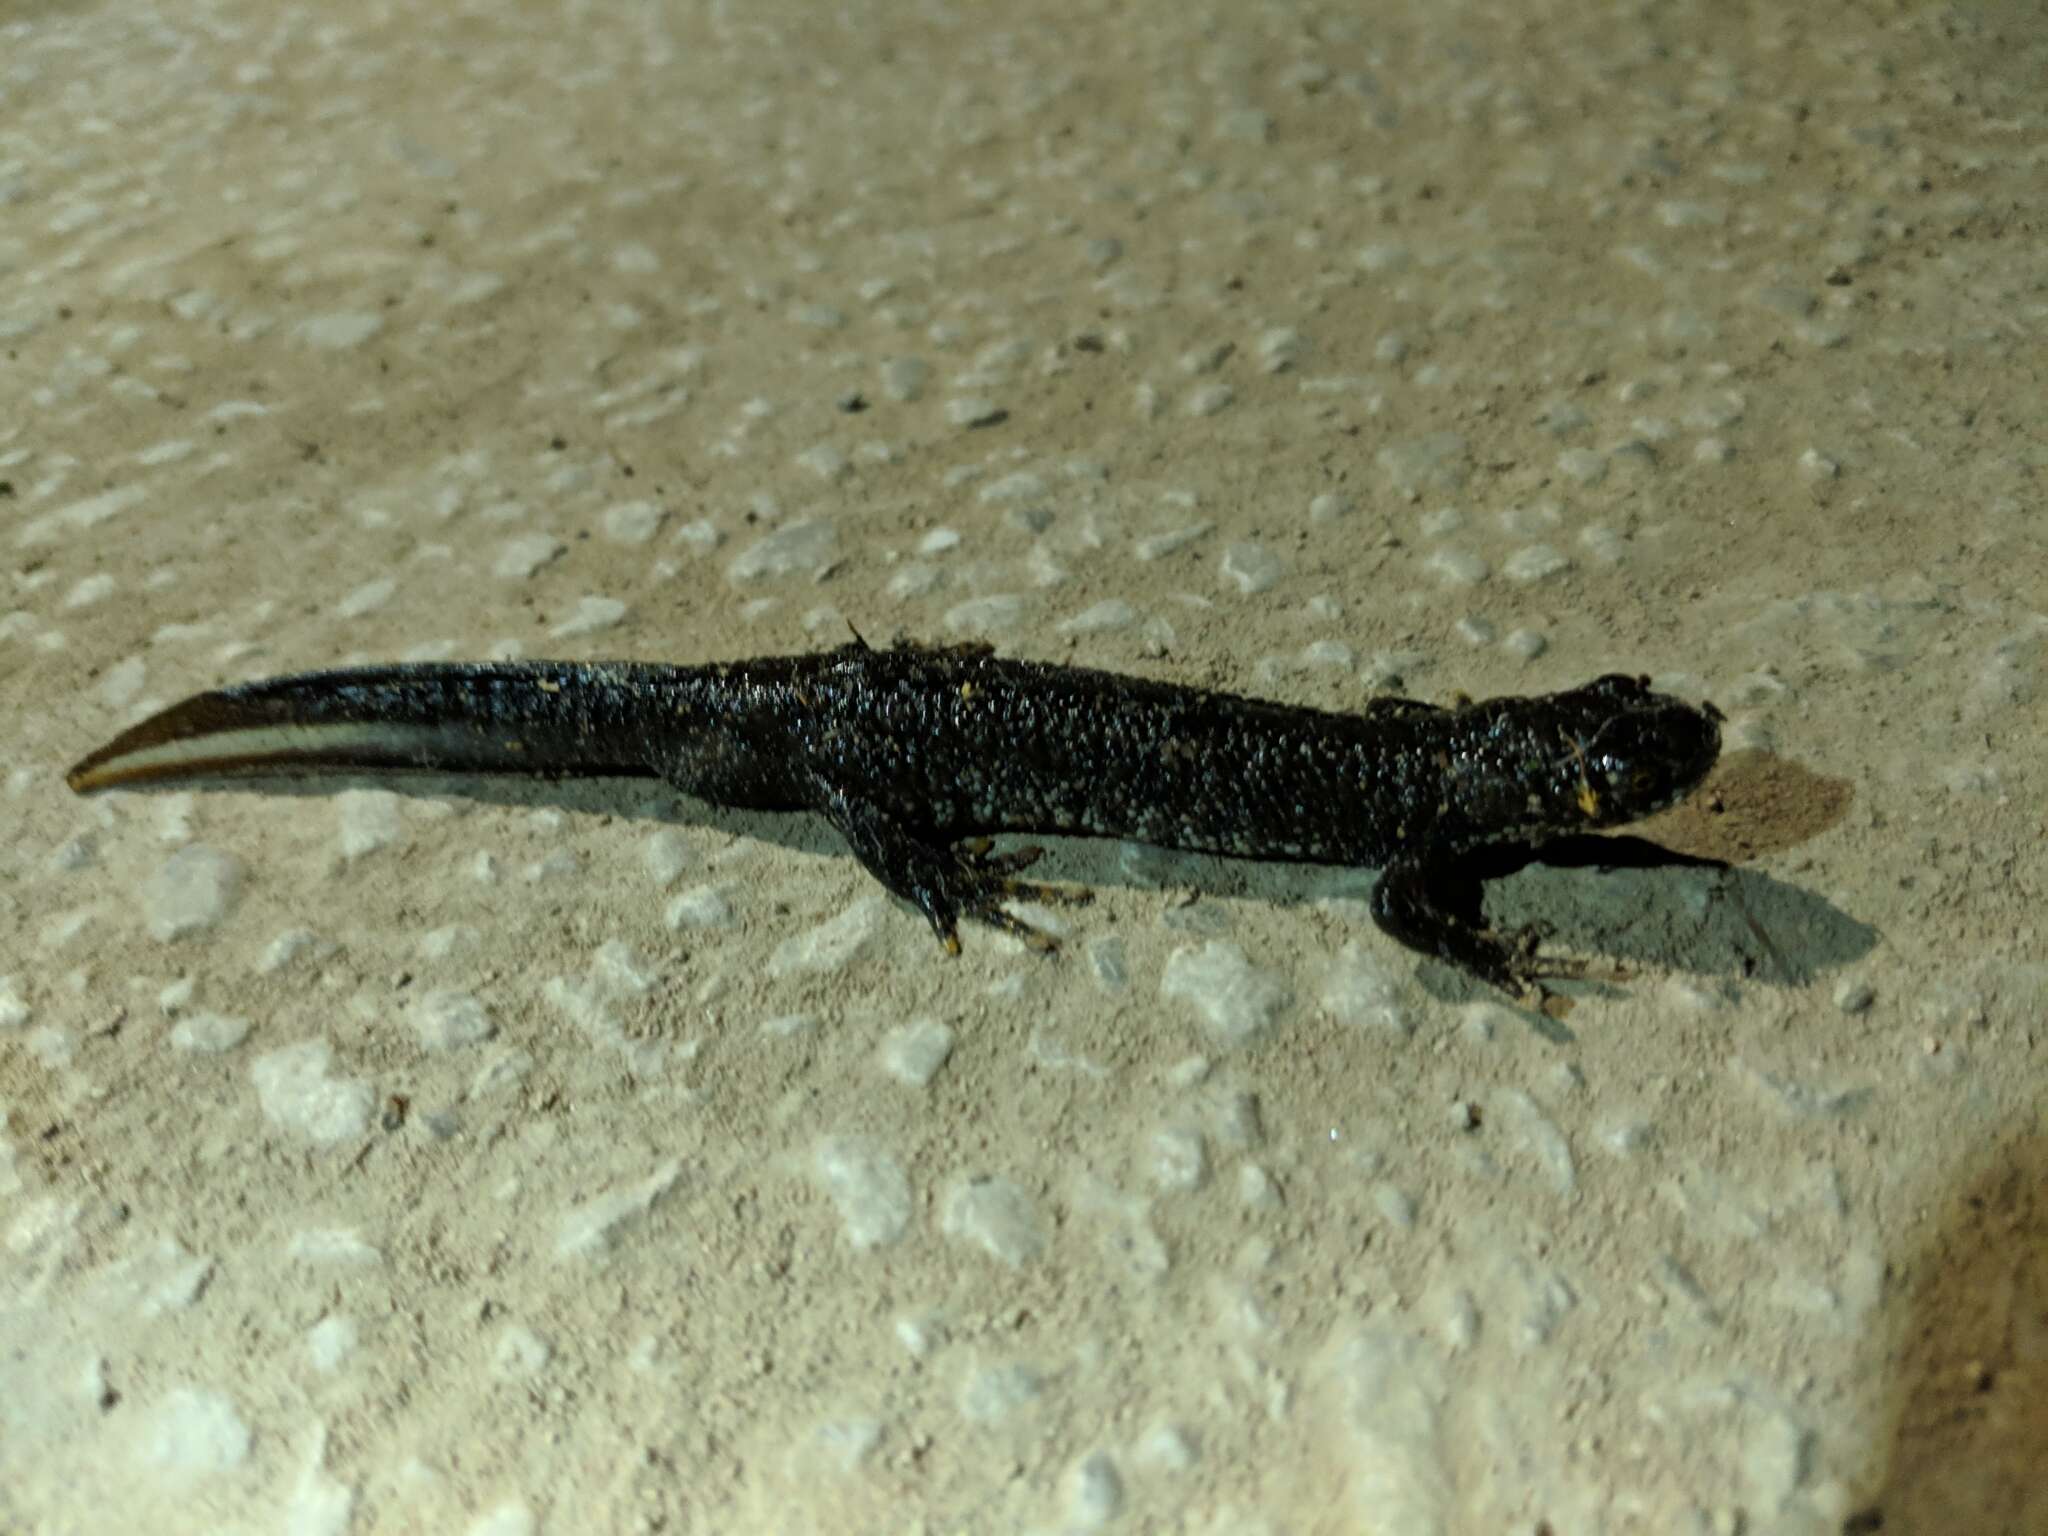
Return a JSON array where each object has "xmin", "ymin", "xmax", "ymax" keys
[{"xmin": 3, "ymin": 1, "xmax": 2045, "ymax": 1532}]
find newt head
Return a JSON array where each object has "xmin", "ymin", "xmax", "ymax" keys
[
  {"xmin": 1554, "ymin": 675, "xmax": 1723, "ymax": 827},
  {"xmin": 1448, "ymin": 675, "xmax": 1722, "ymax": 843}
]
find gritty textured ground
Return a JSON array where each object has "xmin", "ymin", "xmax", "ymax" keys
[{"xmin": 4, "ymin": 2, "xmax": 2046, "ymax": 1533}]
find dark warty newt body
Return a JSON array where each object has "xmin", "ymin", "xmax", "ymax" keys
[{"xmin": 67, "ymin": 639, "xmax": 1723, "ymax": 1000}]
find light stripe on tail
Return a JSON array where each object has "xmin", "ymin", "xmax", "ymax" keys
[{"xmin": 67, "ymin": 663, "xmax": 667, "ymax": 792}]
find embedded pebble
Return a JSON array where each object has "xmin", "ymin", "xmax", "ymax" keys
[
  {"xmin": 494, "ymin": 1326, "xmax": 551, "ymax": 1379},
  {"xmin": 143, "ymin": 846, "xmax": 243, "ymax": 942},
  {"xmin": 1309, "ymin": 492, "xmax": 1354, "ymax": 523},
  {"xmin": 334, "ymin": 577, "xmax": 393, "ymax": 618},
  {"xmin": 1557, "ymin": 447, "xmax": 1607, "ymax": 485},
  {"xmin": 469, "ymin": 1049, "xmax": 533, "ymax": 1099},
  {"xmin": 467, "ymin": 1506, "xmax": 536, "ymax": 1536},
  {"xmin": 641, "ymin": 828, "xmax": 692, "ymax": 886},
  {"xmin": 257, "ymin": 929, "xmax": 323, "ymax": 974},
  {"xmin": 880, "ymin": 357, "xmax": 930, "ymax": 402},
  {"xmin": 1162, "ymin": 940, "xmax": 1290, "ymax": 1047},
  {"xmin": 1426, "ymin": 548, "xmax": 1489, "ymax": 586},
  {"xmin": 1502, "ymin": 545, "xmax": 1570, "ymax": 582},
  {"xmin": 943, "ymin": 593, "xmax": 1025, "ymax": 635},
  {"xmin": 67, "ymin": 573, "xmax": 116, "ymax": 610},
  {"xmin": 879, "ymin": 1018, "xmax": 954, "ymax": 1086},
  {"xmin": 1132, "ymin": 523, "xmax": 1211, "ymax": 561},
  {"xmin": 958, "ymin": 1361, "xmax": 1043, "ymax": 1424},
  {"xmin": 337, "ymin": 790, "xmax": 403, "ymax": 859},
  {"xmin": 941, "ymin": 1176, "xmax": 1046, "ymax": 1266},
  {"xmin": 296, "ymin": 311, "xmax": 383, "ymax": 349},
  {"xmin": 0, "ymin": 978, "xmax": 30, "ymax": 1031},
  {"xmin": 1058, "ymin": 599, "xmax": 1139, "ymax": 634},
  {"xmin": 1136, "ymin": 1422, "xmax": 1199, "ymax": 1472},
  {"xmin": 795, "ymin": 444, "xmax": 848, "ymax": 482},
  {"xmin": 494, "ymin": 536, "xmax": 564, "ymax": 579},
  {"xmin": 250, "ymin": 1042, "xmax": 373, "ymax": 1145},
  {"xmin": 664, "ymin": 883, "xmax": 733, "ymax": 929},
  {"xmin": 99, "ymin": 658, "xmax": 147, "ymax": 709},
  {"xmin": 978, "ymin": 470, "xmax": 1046, "ymax": 505},
  {"xmin": 1220, "ymin": 541, "xmax": 1284, "ymax": 595},
  {"xmin": 305, "ymin": 1317, "xmax": 358, "ymax": 1374},
  {"xmin": 554, "ymin": 1159, "xmax": 684, "ymax": 1259},
  {"xmin": 1064, "ymin": 1450, "xmax": 1124, "ymax": 1527},
  {"xmin": 1377, "ymin": 432, "xmax": 1469, "ymax": 497},
  {"xmin": 602, "ymin": 501, "xmax": 664, "ymax": 544},
  {"xmin": 814, "ymin": 1136, "xmax": 913, "ymax": 1249},
  {"xmin": 550, "ymin": 595, "xmax": 627, "ymax": 636},
  {"xmin": 768, "ymin": 898, "xmax": 883, "ymax": 977},
  {"xmin": 287, "ymin": 1229, "xmax": 383, "ymax": 1266},
  {"xmin": 169, "ymin": 1012, "xmax": 250, "ymax": 1053},
  {"xmin": 410, "ymin": 990, "xmax": 495, "ymax": 1052},
  {"xmin": 945, "ymin": 396, "xmax": 1005, "ymax": 428},
  {"xmin": 1501, "ymin": 1091, "xmax": 1577, "ymax": 1196},
  {"xmin": 1319, "ymin": 944, "xmax": 1414, "ymax": 1037},
  {"xmin": 1375, "ymin": 1184, "xmax": 1417, "ymax": 1229},
  {"xmin": 1257, "ymin": 327, "xmax": 1304, "ymax": 372},
  {"xmin": 1149, "ymin": 1127, "xmax": 1207, "ymax": 1193},
  {"xmin": 48, "ymin": 834, "xmax": 99, "ymax": 873},
  {"xmin": 727, "ymin": 518, "xmax": 837, "ymax": 583},
  {"xmin": 1184, "ymin": 382, "xmax": 1234, "ymax": 417},
  {"xmin": 138, "ymin": 1387, "xmax": 252, "ymax": 1475}
]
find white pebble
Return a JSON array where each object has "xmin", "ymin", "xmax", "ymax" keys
[
  {"xmin": 814, "ymin": 1137, "xmax": 913, "ymax": 1249},
  {"xmin": 144, "ymin": 845, "xmax": 243, "ymax": 942},
  {"xmin": 943, "ymin": 594, "xmax": 1025, "ymax": 635},
  {"xmin": 768, "ymin": 898, "xmax": 883, "ymax": 977},
  {"xmin": 727, "ymin": 518, "xmax": 837, "ymax": 583},
  {"xmin": 1502, "ymin": 545, "xmax": 1571, "ymax": 582},
  {"xmin": 170, "ymin": 1012, "xmax": 250, "ymax": 1053},
  {"xmin": 296, "ymin": 311, "xmax": 383, "ymax": 349},
  {"xmin": 880, "ymin": 1019, "xmax": 955, "ymax": 1086},
  {"xmin": 1162, "ymin": 941, "xmax": 1291, "ymax": 1047},
  {"xmin": 641, "ymin": 828, "xmax": 692, "ymax": 886},
  {"xmin": 334, "ymin": 578, "xmax": 394, "ymax": 618},
  {"xmin": 602, "ymin": 501, "xmax": 664, "ymax": 544},
  {"xmin": 1064, "ymin": 1450, "xmax": 1124, "ymax": 1528},
  {"xmin": 411, "ymin": 990, "xmax": 495, "ymax": 1051},
  {"xmin": 550, "ymin": 595, "xmax": 627, "ymax": 637},
  {"xmin": 664, "ymin": 883, "xmax": 734, "ymax": 930},
  {"xmin": 138, "ymin": 1387, "xmax": 252, "ymax": 1474},
  {"xmin": 251, "ymin": 1041, "xmax": 373, "ymax": 1145},
  {"xmin": 493, "ymin": 536, "xmax": 563, "ymax": 580},
  {"xmin": 337, "ymin": 789, "xmax": 402, "ymax": 859},
  {"xmin": 1309, "ymin": 492, "xmax": 1354, "ymax": 523},
  {"xmin": 941, "ymin": 1176, "xmax": 1046, "ymax": 1266},
  {"xmin": 880, "ymin": 357, "xmax": 930, "ymax": 402},
  {"xmin": 1799, "ymin": 448, "xmax": 1840, "ymax": 480},
  {"xmin": 1220, "ymin": 541, "xmax": 1284, "ymax": 595},
  {"xmin": 306, "ymin": 1316, "xmax": 358, "ymax": 1373},
  {"xmin": 945, "ymin": 396, "xmax": 1005, "ymax": 428}
]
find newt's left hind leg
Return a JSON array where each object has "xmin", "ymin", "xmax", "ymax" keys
[{"xmin": 815, "ymin": 784, "xmax": 1090, "ymax": 953}]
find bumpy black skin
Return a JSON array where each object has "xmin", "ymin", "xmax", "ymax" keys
[{"xmin": 67, "ymin": 640, "xmax": 1722, "ymax": 996}]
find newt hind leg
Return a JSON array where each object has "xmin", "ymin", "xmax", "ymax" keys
[{"xmin": 816, "ymin": 785, "xmax": 1090, "ymax": 953}]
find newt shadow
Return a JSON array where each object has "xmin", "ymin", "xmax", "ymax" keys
[{"xmin": 106, "ymin": 748, "xmax": 1870, "ymax": 1006}]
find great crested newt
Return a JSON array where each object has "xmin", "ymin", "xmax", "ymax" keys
[{"xmin": 67, "ymin": 639, "xmax": 1723, "ymax": 1001}]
